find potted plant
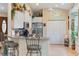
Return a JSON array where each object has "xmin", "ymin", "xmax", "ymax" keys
[
  {"xmin": 71, "ymin": 31, "xmax": 77, "ymax": 50},
  {"xmin": 72, "ymin": 38, "xmax": 75, "ymax": 50},
  {"xmin": 11, "ymin": 3, "xmax": 27, "ymax": 20}
]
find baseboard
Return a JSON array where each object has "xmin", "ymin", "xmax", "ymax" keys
[{"xmin": 49, "ymin": 44, "xmax": 64, "ymax": 45}]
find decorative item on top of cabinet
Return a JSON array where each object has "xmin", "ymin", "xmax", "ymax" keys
[
  {"xmin": 11, "ymin": 3, "xmax": 32, "ymax": 20},
  {"xmin": 11, "ymin": 3, "xmax": 26, "ymax": 20}
]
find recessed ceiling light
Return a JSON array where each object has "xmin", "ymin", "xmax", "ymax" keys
[
  {"xmin": 48, "ymin": 8, "xmax": 53, "ymax": 11},
  {"xmin": 61, "ymin": 3, "xmax": 65, "ymax": 5},
  {"xmin": 55, "ymin": 4, "xmax": 58, "ymax": 7},
  {"xmin": 36, "ymin": 3, "xmax": 39, "ymax": 6}
]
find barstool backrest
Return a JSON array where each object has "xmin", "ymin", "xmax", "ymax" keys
[{"xmin": 26, "ymin": 38, "xmax": 40, "ymax": 46}]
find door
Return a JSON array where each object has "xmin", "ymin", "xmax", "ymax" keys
[
  {"xmin": 47, "ymin": 21, "xmax": 66, "ymax": 44},
  {"xmin": 0, "ymin": 17, "xmax": 8, "ymax": 41}
]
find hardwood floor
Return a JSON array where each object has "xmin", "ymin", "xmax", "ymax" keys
[
  {"xmin": 0, "ymin": 43, "xmax": 77, "ymax": 56},
  {"xmin": 48, "ymin": 44, "xmax": 77, "ymax": 56},
  {"xmin": 0, "ymin": 42, "xmax": 3, "ymax": 56}
]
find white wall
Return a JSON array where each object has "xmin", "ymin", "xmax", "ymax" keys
[
  {"xmin": 0, "ymin": 13, "xmax": 7, "ymax": 17},
  {"xmin": 8, "ymin": 3, "xmax": 12, "ymax": 37}
]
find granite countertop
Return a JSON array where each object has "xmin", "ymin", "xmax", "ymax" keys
[{"xmin": 7, "ymin": 36, "xmax": 48, "ymax": 41}]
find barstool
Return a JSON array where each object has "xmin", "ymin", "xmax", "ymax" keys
[
  {"xmin": 26, "ymin": 38, "xmax": 41, "ymax": 56},
  {"xmin": 3, "ymin": 41, "xmax": 19, "ymax": 56}
]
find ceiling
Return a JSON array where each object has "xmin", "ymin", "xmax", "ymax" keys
[
  {"xmin": 0, "ymin": 3, "xmax": 74, "ymax": 14},
  {"xmin": 0, "ymin": 3, "xmax": 8, "ymax": 15},
  {"xmin": 0, "ymin": 3, "xmax": 74, "ymax": 16},
  {"xmin": 29, "ymin": 3, "xmax": 74, "ymax": 12}
]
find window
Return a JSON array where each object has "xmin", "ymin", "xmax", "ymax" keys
[{"xmin": 32, "ymin": 22, "xmax": 43, "ymax": 37}]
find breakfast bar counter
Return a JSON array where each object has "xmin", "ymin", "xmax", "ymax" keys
[{"xmin": 8, "ymin": 36, "xmax": 48, "ymax": 56}]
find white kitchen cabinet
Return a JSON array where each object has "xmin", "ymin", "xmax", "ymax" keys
[{"xmin": 14, "ymin": 11, "xmax": 32, "ymax": 29}]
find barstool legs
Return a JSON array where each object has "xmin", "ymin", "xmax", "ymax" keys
[{"xmin": 26, "ymin": 50, "xmax": 41, "ymax": 56}]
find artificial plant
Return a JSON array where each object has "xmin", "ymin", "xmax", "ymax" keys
[{"xmin": 11, "ymin": 3, "xmax": 27, "ymax": 20}]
